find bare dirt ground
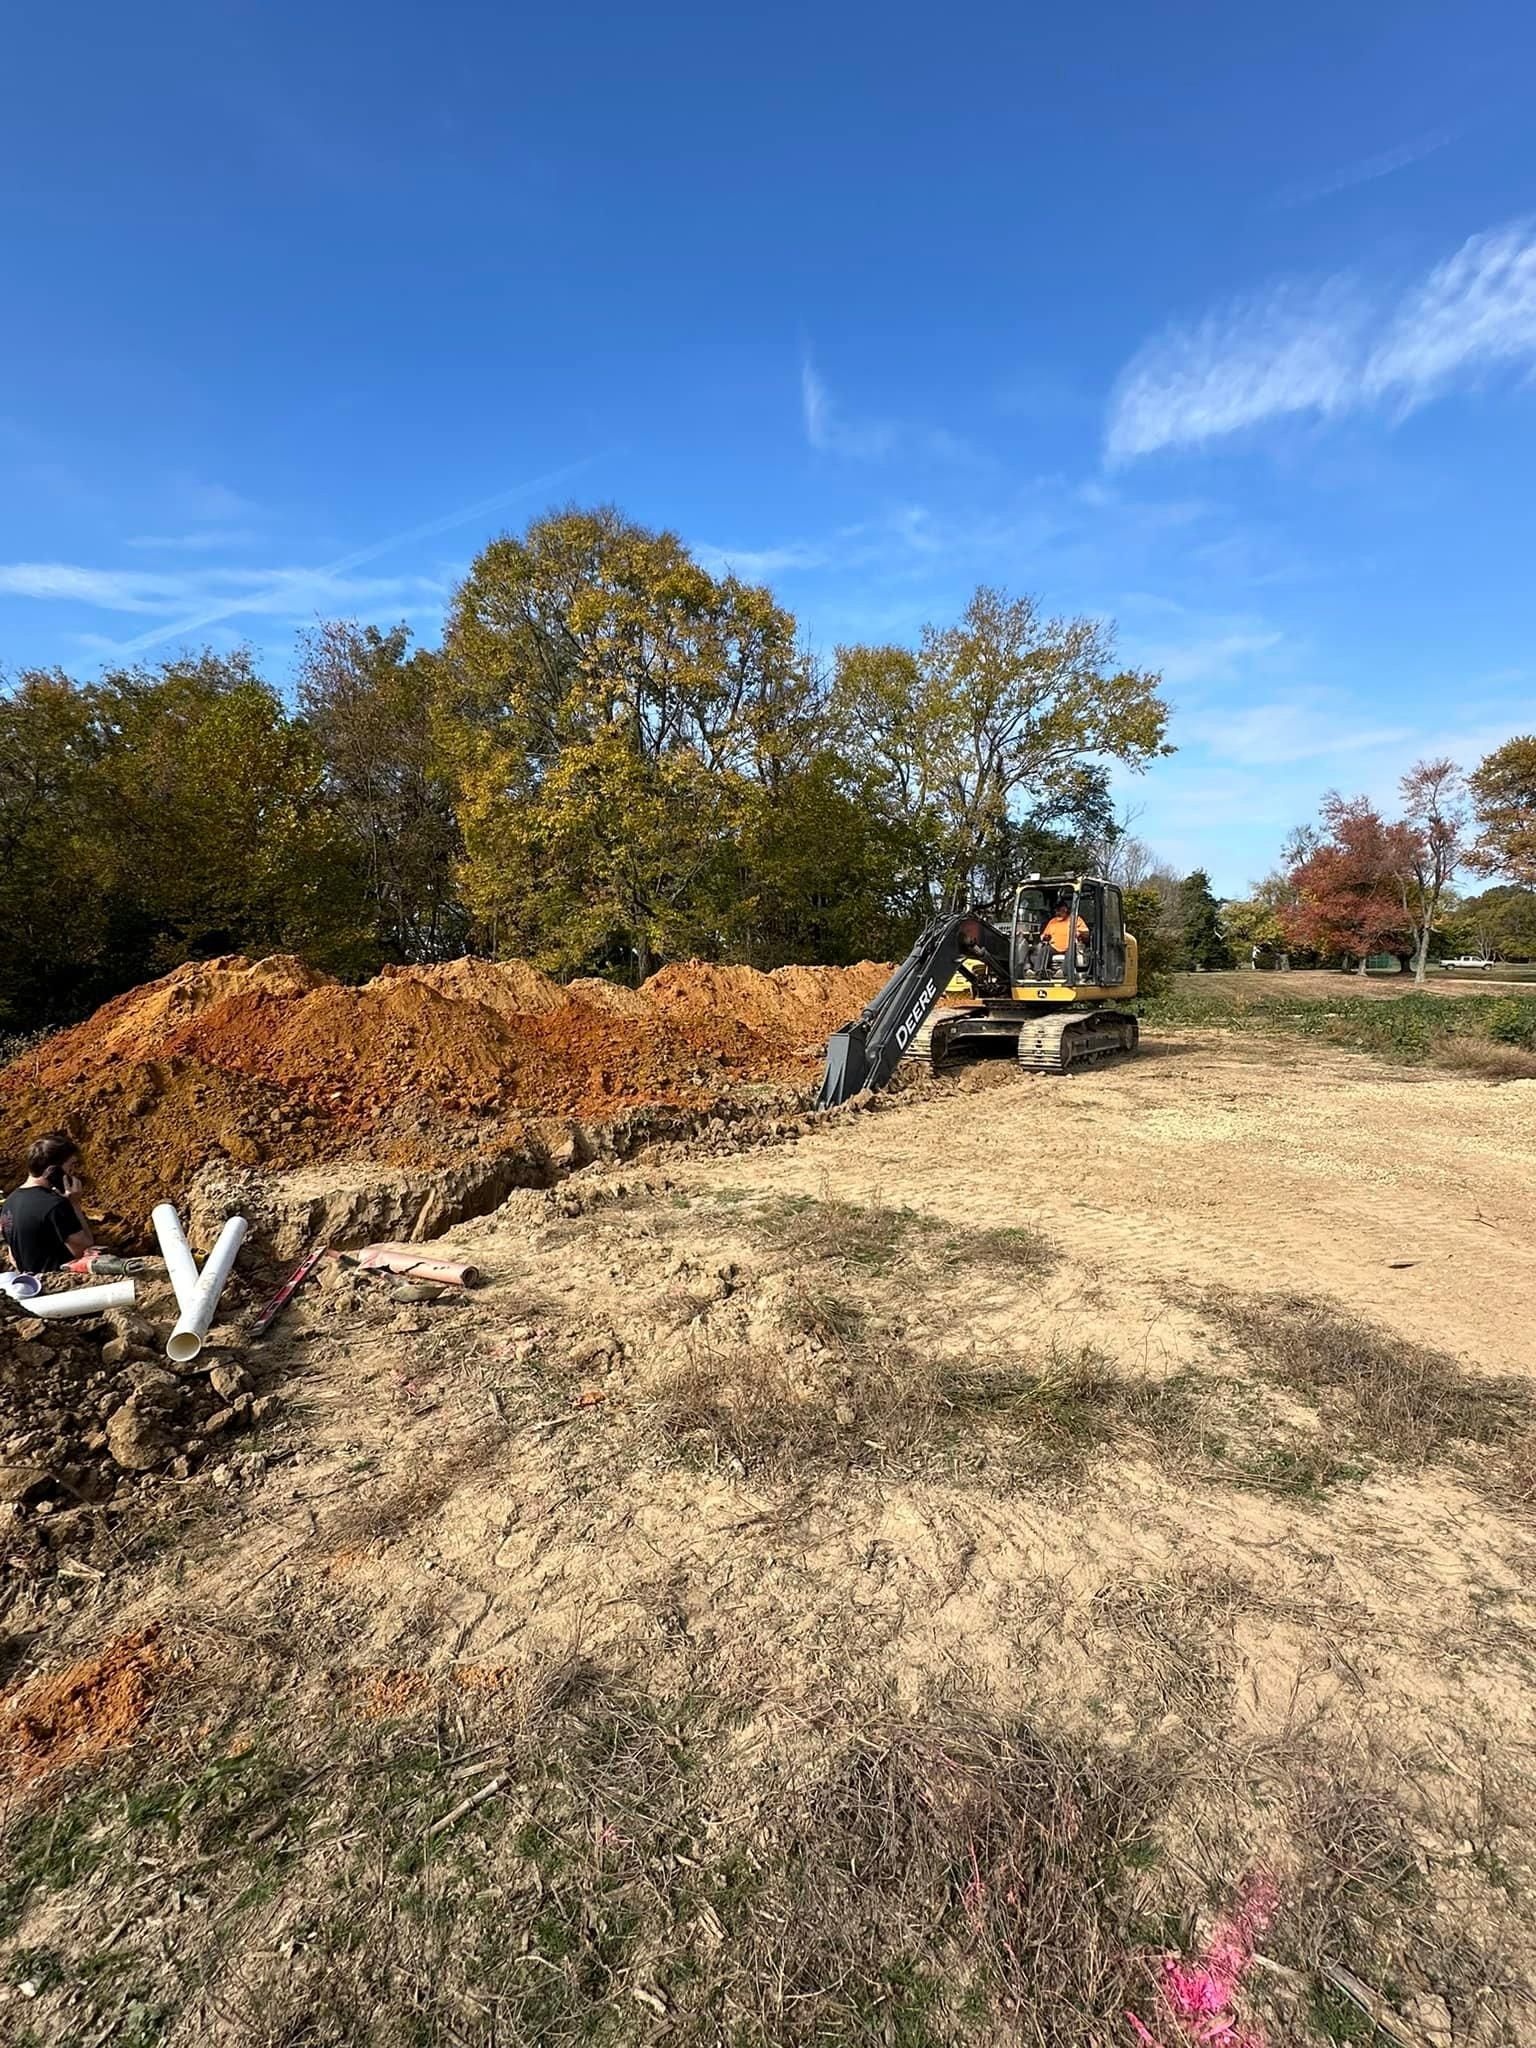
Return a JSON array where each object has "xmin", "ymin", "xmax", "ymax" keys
[{"xmin": 4, "ymin": 1029, "xmax": 1536, "ymax": 2046}]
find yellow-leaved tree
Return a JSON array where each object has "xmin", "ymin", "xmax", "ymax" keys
[{"xmin": 435, "ymin": 508, "xmax": 809, "ymax": 978}]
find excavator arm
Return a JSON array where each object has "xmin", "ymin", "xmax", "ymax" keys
[{"xmin": 816, "ymin": 910, "xmax": 1009, "ymax": 1108}]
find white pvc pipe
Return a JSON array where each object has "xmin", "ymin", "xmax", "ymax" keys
[
  {"xmin": 21, "ymin": 1280, "xmax": 137, "ymax": 1320},
  {"xmin": 152, "ymin": 1202, "xmax": 201, "ymax": 1316},
  {"xmin": 166, "ymin": 1216, "xmax": 247, "ymax": 1365}
]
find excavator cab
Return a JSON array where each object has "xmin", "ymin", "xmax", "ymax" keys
[
  {"xmin": 817, "ymin": 872, "xmax": 1139, "ymax": 1104},
  {"xmin": 1009, "ymin": 877, "xmax": 1126, "ymax": 991}
]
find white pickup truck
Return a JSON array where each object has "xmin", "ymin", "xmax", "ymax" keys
[{"xmin": 1441, "ymin": 956, "xmax": 1495, "ymax": 971}]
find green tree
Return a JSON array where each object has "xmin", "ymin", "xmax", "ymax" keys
[
  {"xmin": 1121, "ymin": 883, "xmax": 1176, "ymax": 997},
  {"xmin": 0, "ymin": 670, "xmax": 115, "ymax": 1025},
  {"xmin": 1468, "ymin": 736, "xmax": 1536, "ymax": 884},
  {"xmin": 1443, "ymin": 886, "xmax": 1536, "ymax": 963},
  {"xmin": 1223, "ymin": 875, "xmax": 1293, "ymax": 959},
  {"xmin": 832, "ymin": 587, "xmax": 1169, "ymax": 912},
  {"xmin": 298, "ymin": 620, "xmax": 465, "ymax": 966},
  {"xmin": 437, "ymin": 507, "xmax": 809, "ymax": 978},
  {"xmin": 722, "ymin": 754, "xmax": 915, "ymax": 966},
  {"xmin": 1177, "ymin": 870, "xmax": 1231, "ymax": 970},
  {"xmin": 93, "ymin": 651, "xmax": 353, "ymax": 974}
]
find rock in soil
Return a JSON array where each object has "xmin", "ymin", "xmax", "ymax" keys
[
  {"xmin": 0, "ymin": 1312, "xmax": 242, "ymax": 1579},
  {"xmin": 106, "ymin": 1394, "xmax": 176, "ymax": 1472}
]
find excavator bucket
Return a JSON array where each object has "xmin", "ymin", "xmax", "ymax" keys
[{"xmin": 817, "ymin": 1025, "xmax": 870, "ymax": 1108}]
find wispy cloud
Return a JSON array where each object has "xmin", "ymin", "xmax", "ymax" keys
[
  {"xmin": 1107, "ymin": 217, "xmax": 1536, "ymax": 462},
  {"xmin": 1180, "ymin": 689, "xmax": 1414, "ymax": 767},
  {"xmin": 800, "ymin": 353, "xmax": 897, "ymax": 459},
  {"xmin": 692, "ymin": 539, "xmax": 837, "ymax": 579},
  {"xmin": 101, "ymin": 456, "xmax": 602, "ymax": 656},
  {"xmin": 1274, "ymin": 127, "xmax": 1455, "ymax": 209},
  {"xmin": 1137, "ymin": 628, "xmax": 1286, "ymax": 688},
  {"xmin": 800, "ymin": 349, "xmax": 983, "ymax": 465},
  {"xmin": 171, "ymin": 476, "xmax": 259, "ymax": 523},
  {"xmin": 125, "ymin": 530, "xmax": 263, "ymax": 552},
  {"xmin": 1363, "ymin": 220, "xmax": 1536, "ymax": 409},
  {"xmin": 0, "ymin": 561, "xmax": 446, "ymax": 620}
]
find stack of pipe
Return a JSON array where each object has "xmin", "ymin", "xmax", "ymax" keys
[{"xmin": 153, "ymin": 1205, "xmax": 248, "ymax": 1362}]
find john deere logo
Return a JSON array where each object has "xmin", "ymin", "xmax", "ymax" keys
[{"xmin": 895, "ymin": 978, "xmax": 938, "ymax": 1050}]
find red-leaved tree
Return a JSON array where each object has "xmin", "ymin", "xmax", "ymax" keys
[{"xmin": 1282, "ymin": 794, "xmax": 1416, "ymax": 972}]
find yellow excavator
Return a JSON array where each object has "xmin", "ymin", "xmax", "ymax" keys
[{"xmin": 817, "ymin": 874, "xmax": 1138, "ymax": 1106}]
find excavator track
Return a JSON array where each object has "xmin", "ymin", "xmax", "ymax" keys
[
  {"xmin": 900, "ymin": 1007, "xmax": 972, "ymax": 1069},
  {"xmin": 1016, "ymin": 1009, "xmax": 1139, "ymax": 1073}
]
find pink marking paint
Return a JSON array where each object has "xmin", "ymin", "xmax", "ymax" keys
[{"xmin": 1125, "ymin": 1873, "xmax": 1278, "ymax": 2047}]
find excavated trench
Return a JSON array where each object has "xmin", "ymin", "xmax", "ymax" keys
[
  {"xmin": 187, "ymin": 1093, "xmax": 822, "ymax": 1263},
  {"xmin": 0, "ymin": 951, "xmax": 892, "ymax": 1259}
]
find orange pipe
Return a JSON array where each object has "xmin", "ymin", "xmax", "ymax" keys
[{"xmin": 355, "ymin": 1244, "xmax": 481, "ymax": 1288}]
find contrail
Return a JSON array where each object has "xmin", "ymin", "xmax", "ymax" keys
[{"xmin": 105, "ymin": 453, "xmax": 606, "ymax": 658}]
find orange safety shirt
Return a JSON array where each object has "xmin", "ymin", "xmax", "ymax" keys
[{"xmin": 1043, "ymin": 912, "xmax": 1088, "ymax": 950}]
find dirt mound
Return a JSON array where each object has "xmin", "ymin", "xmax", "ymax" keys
[
  {"xmin": 646, "ymin": 960, "xmax": 887, "ymax": 1045},
  {"xmin": 0, "ymin": 1055, "xmax": 326, "ymax": 1237},
  {"xmin": 0, "ymin": 953, "xmax": 890, "ymax": 1239},
  {"xmin": 566, "ymin": 976, "xmax": 655, "ymax": 1019},
  {"xmin": 2, "ymin": 1629, "xmax": 164, "ymax": 1783},
  {"xmin": 389, "ymin": 958, "xmax": 568, "ymax": 1017},
  {"xmin": 173, "ymin": 977, "xmax": 522, "ymax": 1123},
  {"xmin": 29, "ymin": 955, "xmax": 331, "ymax": 1080}
]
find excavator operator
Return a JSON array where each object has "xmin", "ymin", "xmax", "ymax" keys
[{"xmin": 1034, "ymin": 896, "xmax": 1089, "ymax": 977}]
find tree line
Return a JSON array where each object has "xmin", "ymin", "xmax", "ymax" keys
[
  {"xmin": 0, "ymin": 505, "xmax": 1172, "ymax": 1032},
  {"xmin": 1223, "ymin": 745, "xmax": 1536, "ymax": 979}
]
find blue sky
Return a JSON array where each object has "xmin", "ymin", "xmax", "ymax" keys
[{"xmin": 4, "ymin": 0, "xmax": 1534, "ymax": 893}]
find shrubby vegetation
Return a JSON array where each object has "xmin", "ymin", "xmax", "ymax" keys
[
  {"xmin": 1144, "ymin": 983, "xmax": 1536, "ymax": 1071},
  {"xmin": 0, "ymin": 507, "xmax": 1171, "ymax": 1032},
  {"xmin": 5, "ymin": 500, "xmax": 1531, "ymax": 1035}
]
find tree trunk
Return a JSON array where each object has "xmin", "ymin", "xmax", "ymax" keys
[
  {"xmin": 1413, "ymin": 924, "xmax": 1430, "ymax": 986},
  {"xmin": 1356, "ymin": 954, "xmax": 1368, "ymax": 976},
  {"xmin": 635, "ymin": 935, "xmax": 653, "ymax": 984}
]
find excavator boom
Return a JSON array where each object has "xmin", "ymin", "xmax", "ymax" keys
[
  {"xmin": 815, "ymin": 872, "xmax": 1141, "ymax": 1102},
  {"xmin": 816, "ymin": 910, "xmax": 1008, "ymax": 1108}
]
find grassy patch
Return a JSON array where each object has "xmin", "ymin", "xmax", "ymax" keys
[
  {"xmin": 1204, "ymin": 1293, "xmax": 1528, "ymax": 1468},
  {"xmin": 1231, "ymin": 1442, "xmax": 1369, "ymax": 1503},
  {"xmin": 1143, "ymin": 984, "xmax": 1536, "ymax": 1076},
  {"xmin": 938, "ymin": 1222, "xmax": 1057, "ymax": 1278},
  {"xmin": 646, "ymin": 1333, "xmax": 1198, "ymax": 1487},
  {"xmin": 0, "ymin": 1663, "xmax": 1175, "ymax": 2048},
  {"xmin": 753, "ymin": 1194, "xmax": 920, "ymax": 1274},
  {"xmin": 781, "ymin": 1282, "xmax": 869, "ymax": 1346},
  {"xmin": 753, "ymin": 1196, "xmax": 1058, "ymax": 1285}
]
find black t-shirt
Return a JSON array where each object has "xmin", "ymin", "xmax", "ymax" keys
[{"xmin": 1, "ymin": 1184, "xmax": 84, "ymax": 1273}]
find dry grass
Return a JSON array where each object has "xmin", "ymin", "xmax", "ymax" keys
[
  {"xmin": 1268, "ymin": 1752, "xmax": 1536, "ymax": 2041},
  {"xmin": 753, "ymin": 1194, "xmax": 1058, "ymax": 1285},
  {"xmin": 752, "ymin": 1192, "xmax": 920, "ymax": 1273},
  {"xmin": 1507, "ymin": 1431, "xmax": 1536, "ymax": 1509},
  {"xmin": 1089, "ymin": 1567, "xmax": 1249, "ymax": 1721},
  {"xmin": 0, "ymin": 1650, "xmax": 1178, "ymax": 2048},
  {"xmin": 938, "ymin": 1221, "xmax": 1058, "ymax": 1278},
  {"xmin": 1203, "ymin": 1292, "xmax": 1529, "ymax": 1468},
  {"xmin": 645, "ymin": 1331, "xmax": 1198, "ymax": 1487}
]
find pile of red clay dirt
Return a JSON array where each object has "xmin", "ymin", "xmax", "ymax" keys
[
  {"xmin": 0, "ymin": 954, "xmax": 889, "ymax": 1232},
  {"xmin": 2, "ymin": 1629, "xmax": 164, "ymax": 1783}
]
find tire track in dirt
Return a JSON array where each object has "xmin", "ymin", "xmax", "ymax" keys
[{"xmin": 680, "ymin": 1036, "xmax": 1536, "ymax": 1378}]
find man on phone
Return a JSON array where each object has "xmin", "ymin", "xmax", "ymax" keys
[{"xmin": 2, "ymin": 1132, "xmax": 95, "ymax": 1275}]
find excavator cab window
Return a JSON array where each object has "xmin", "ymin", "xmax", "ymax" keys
[
  {"xmin": 1011, "ymin": 886, "xmax": 1053, "ymax": 983},
  {"xmin": 1099, "ymin": 885, "xmax": 1126, "ymax": 985}
]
